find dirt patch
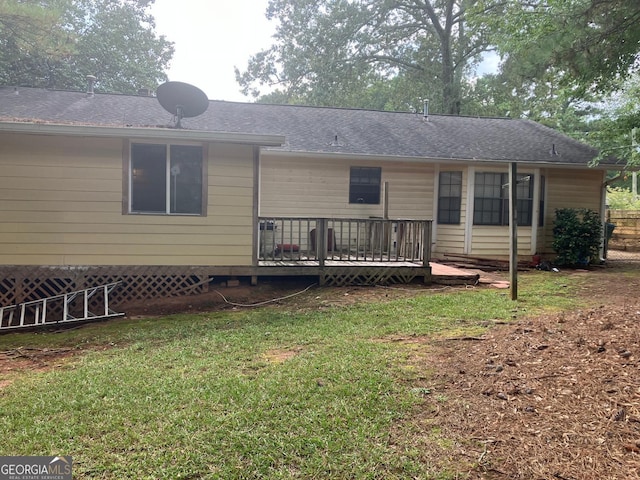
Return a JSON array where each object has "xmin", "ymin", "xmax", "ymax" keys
[
  {"xmin": 262, "ymin": 347, "xmax": 304, "ymax": 364},
  {"xmin": 0, "ymin": 345, "xmax": 116, "ymax": 384},
  {"xmin": 0, "ymin": 347, "xmax": 77, "ymax": 390}
]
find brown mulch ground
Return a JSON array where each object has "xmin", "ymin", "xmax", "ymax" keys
[
  {"xmin": 396, "ymin": 254, "xmax": 640, "ymax": 480},
  {"xmin": 406, "ymin": 307, "xmax": 640, "ymax": 479},
  {"xmin": 1, "ymin": 252, "xmax": 639, "ymax": 479}
]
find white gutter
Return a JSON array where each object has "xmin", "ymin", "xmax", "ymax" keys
[{"xmin": 0, "ymin": 121, "xmax": 286, "ymax": 147}]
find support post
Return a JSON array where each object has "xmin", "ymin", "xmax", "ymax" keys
[
  {"xmin": 383, "ymin": 182, "xmax": 389, "ymax": 220},
  {"xmin": 317, "ymin": 218, "xmax": 327, "ymax": 268},
  {"xmin": 509, "ymin": 163, "xmax": 518, "ymax": 301},
  {"xmin": 422, "ymin": 221, "xmax": 431, "ymax": 268}
]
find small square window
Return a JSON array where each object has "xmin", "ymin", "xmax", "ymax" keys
[{"xmin": 349, "ymin": 167, "xmax": 381, "ymax": 204}]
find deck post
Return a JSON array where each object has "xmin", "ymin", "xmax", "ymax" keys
[
  {"xmin": 421, "ymin": 220, "xmax": 431, "ymax": 268},
  {"xmin": 317, "ymin": 218, "xmax": 327, "ymax": 268},
  {"xmin": 422, "ymin": 220, "xmax": 431, "ymax": 284}
]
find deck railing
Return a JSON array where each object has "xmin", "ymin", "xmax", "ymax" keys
[{"xmin": 258, "ymin": 217, "xmax": 432, "ymax": 267}]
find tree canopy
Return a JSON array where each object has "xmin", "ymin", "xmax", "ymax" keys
[
  {"xmin": 0, "ymin": 0, "xmax": 174, "ymax": 93},
  {"xmin": 473, "ymin": 0, "xmax": 640, "ymax": 94},
  {"xmin": 236, "ymin": 0, "xmax": 491, "ymax": 114},
  {"xmin": 589, "ymin": 74, "xmax": 640, "ymax": 166},
  {"xmin": 470, "ymin": 0, "xmax": 640, "ymax": 165}
]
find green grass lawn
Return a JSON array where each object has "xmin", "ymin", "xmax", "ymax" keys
[{"xmin": 0, "ymin": 272, "xmax": 581, "ymax": 479}]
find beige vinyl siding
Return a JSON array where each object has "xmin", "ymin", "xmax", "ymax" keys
[
  {"xmin": 538, "ymin": 168, "xmax": 605, "ymax": 255},
  {"xmin": 260, "ymin": 157, "xmax": 346, "ymax": 216},
  {"xmin": 260, "ymin": 156, "xmax": 435, "ymax": 250},
  {"xmin": 434, "ymin": 226, "xmax": 466, "ymax": 255},
  {"xmin": 432, "ymin": 166, "xmax": 467, "ymax": 256},
  {"xmin": 470, "ymin": 226, "xmax": 533, "ymax": 258},
  {"xmin": 385, "ymin": 163, "xmax": 435, "ymax": 219},
  {"xmin": 260, "ymin": 156, "xmax": 434, "ymax": 219},
  {"xmin": 0, "ymin": 134, "xmax": 256, "ymax": 266}
]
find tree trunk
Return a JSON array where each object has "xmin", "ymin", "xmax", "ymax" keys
[
  {"xmin": 426, "ymin": 0, "xmax": 460, "ymax": 115},
  {"xmin": 441, "ymin": 41, "xmax": 459, "ymax": 115}
]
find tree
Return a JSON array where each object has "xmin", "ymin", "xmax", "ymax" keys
[
  {"xmin": 473, "ymin": 0, "xmax": 640, "ymax": 94},
  {"xmin": 469, "ymin": 1, "xmax": 640, "ymax": 168},
  {"xmin": 0, "ymin": 0, "xmax": 174, "ymax": 94},
  {"xmin": 236, "ymin": 0, "xmax": 491, "ymax": 114},
  {"xmin": 463, "ymin": 59, "xmax": 601, "ymax": 141},
  {"xmin": 587, "ymin": 73, "xmax": 640, "ymax": 166},
  {"xmin": 0, "ymin": 1, "xmax": 69, "ymax": 86}
]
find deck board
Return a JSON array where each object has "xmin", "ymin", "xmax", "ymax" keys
[
  {"xmin": 259, "ymin": 260, "xmax": 424, "ymax": 267},
  {"xmin": 257, "ymin": 259, "xmax": 479, "ymax": 285}
]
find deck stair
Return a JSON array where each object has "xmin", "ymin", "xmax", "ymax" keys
[{"xmin": 0, "ymin": 282, "xmax": 124, "ymax": 332}]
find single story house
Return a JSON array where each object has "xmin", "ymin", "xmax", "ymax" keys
[{"xmin": 0, "ymin": 85, "xmax": 621, "ymax": 309}]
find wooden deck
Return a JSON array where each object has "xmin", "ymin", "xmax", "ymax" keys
[
  {"xmin": 256, "ymin": 259, "xmax": 478, "ymax": 286},
  {"xmin": 256, "ymin": 217, "xmax": 434, "ymax": 285},
  {"xmin": 259, "ymin": 260, "xmax": 425, "ymax": 267},
  {"xmin": 253, "ymin": 217, "xmax": 486, "ymax": 286}
]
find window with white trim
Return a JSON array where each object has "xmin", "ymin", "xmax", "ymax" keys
[
  {"xmin": 130, "ymin": 143, "xmax": 204, "ymax": 215},
  {"xmin": 473, "ymin": 172, "xmax": 534, "ymax": 226}
]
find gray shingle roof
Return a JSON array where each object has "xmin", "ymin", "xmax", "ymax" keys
[{"xmin": 0, "ymin": 86, "xmax": 617, "ymax": 166}]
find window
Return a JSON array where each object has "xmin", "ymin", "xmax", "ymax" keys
[
  {"xmin": 473, "ymin": 172, "xmax": 534, "ymax": 226},
  {"xmin": 130, "ymin": 143, "xmax": 204, "ymax": 215},
  {"xmin": 349, "ymin": 167, "xmax": 381, "ymax": 204},
  {"xmin": 438, "ymin": 171, "xmax": 462, "ymax": 224}
]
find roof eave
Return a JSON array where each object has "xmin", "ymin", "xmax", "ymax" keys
[
  {"xmin": 263, "ymin": 148, "xmax": 616, "ymax": 169},
  {"xmin": 0, "ymin": 121, "xmax": 286, "ymax": 147}
]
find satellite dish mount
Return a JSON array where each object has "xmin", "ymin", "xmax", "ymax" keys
[
  {"xmin": 156, "ymin": 81, "xmax": 209, "ymax": 129},
  {"xmin": 175, "ymin": 105, "xmax": 184, "ymax": 128}
]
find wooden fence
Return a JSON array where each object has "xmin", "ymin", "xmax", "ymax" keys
[{"xmin": 606, "ymin": 210, "xmax": 640, "ymax": 251}]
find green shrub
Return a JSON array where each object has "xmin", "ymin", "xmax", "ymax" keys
[{"xmin": 552, "ymin": 208, "xmax": 603, "ymax": 266}]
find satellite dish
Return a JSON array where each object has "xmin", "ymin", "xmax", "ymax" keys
[{"xmin": 156, "ymin": 81, "xmax": 209, "ymax": 128}]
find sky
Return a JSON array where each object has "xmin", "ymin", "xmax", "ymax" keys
[
  {"xmin": 149, "ymin": 0, "xmax": 501, "ymax": 104},
  {"xmin": 150, "ymin": 0, "xmax": 275, "ymax": 102}
]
